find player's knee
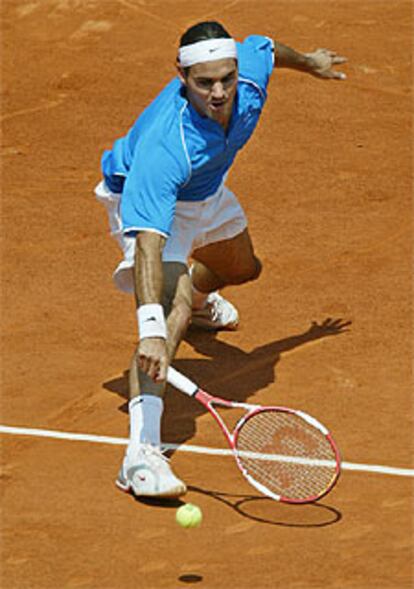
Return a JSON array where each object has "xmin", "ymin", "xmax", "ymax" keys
[
  {"xmin": 250, "ymin": 256, "xmax": 262, "ymax": 281},
  {"xmin": 226, "ymin": 256, "xmax": 262, "ymax": 285}
]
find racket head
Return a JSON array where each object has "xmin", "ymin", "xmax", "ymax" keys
[{"xmin": 233, "ymin": 407, "xmax": 341, "ymax": 504}]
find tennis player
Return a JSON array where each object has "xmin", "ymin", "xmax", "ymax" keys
[{"xmin": 95, "ymin": 21, "xmax": 347, "ymax": 499}]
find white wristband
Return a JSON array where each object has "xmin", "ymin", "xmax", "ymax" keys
[{"xmin": 137, "ymin": 304, "xmax": 167, "ymax": 340}]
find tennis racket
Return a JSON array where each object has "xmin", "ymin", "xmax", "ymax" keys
[{"xmin": 167, "ymin": 367, "xmax": 341, "ymax": 504}]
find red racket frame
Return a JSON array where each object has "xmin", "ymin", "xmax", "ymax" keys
[{"xmin": 168, "ymin": 367, "xmax": 341, "ymax": 503}]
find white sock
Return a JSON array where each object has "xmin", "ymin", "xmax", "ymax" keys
[{"xmin": 127, "ymin": 395, "xmax": 163, "ymax": 458}]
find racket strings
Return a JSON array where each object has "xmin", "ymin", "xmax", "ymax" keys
[{"xmin": 236, "ymin": 411, "xmax": 338, "ymax": 500}]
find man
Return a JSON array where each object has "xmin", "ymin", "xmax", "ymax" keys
[{"xmin": 95, "ymin": 21, "xmax": 347, "ymax": 499}]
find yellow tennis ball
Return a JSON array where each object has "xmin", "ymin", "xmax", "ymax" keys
[{"xmin": 176, "ymin": 503, "xmax": 203, "ymax": 528}]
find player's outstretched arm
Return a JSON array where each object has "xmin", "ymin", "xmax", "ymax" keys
[
  {"xmin": 134, "ymin": 231, "xmax": 169, "ymax": 382},
  {"xmin": 274, "ymin": 41, "xmax": 347, "ymax": 80}
]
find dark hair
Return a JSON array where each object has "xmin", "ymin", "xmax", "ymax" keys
[{"xmin": 179, "ymin": 21, "xmax": 232, "ymax": 47}]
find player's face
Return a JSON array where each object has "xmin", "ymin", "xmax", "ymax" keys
[{"xmin": 179, "ymin": 58, "xmax": 238, "ymax": 129}]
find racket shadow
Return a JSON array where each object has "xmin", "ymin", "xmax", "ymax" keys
[{"xmin": 187, "ymin": 485, "xmax": 342, "ymax": 528}]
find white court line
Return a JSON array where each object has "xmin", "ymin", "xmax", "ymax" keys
[{"xmin": 1, "ymin": 424, "xmax": 413, "ymax": 478}]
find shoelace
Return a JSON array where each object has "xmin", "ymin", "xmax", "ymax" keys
[
  {"xmin": 208, "ymin": 295, "xmax": 229, "ymax": 322},
  {"xmin": 141, "ymin": 445, "xmax": 170, "ymax": 465}
]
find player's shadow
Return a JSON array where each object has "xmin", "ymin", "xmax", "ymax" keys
[{"xmin": 102, "ymin": 317, "xmax": 351, "ymax": 447}]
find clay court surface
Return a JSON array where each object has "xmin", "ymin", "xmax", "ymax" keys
[{"xmin": 1, "ymin": 0, "xmax": 413, "ymax": 587}]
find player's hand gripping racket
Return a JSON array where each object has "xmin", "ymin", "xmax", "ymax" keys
[{"xmin": 167, "ymin": 367, "xmax": 341, "ymax": 504}]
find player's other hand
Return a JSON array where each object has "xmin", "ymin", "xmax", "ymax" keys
[
  {"xmin": 305, "ymin": 48, "xmax": 347, "ymax": 80},
  {"xmin": 138, "ymin": 337, "xmax": 168, "ymax": 382}
]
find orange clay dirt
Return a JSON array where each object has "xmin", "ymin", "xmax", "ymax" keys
[{"xmin": 1, "ymin": 1, "xmax": 412, "ymax": 588}]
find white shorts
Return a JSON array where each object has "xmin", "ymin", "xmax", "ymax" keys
[{"xmin": 94, "ymin": 180, "xmax": 247, "ymax": 294}]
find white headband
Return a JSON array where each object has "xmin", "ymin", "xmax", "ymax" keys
[{"xmin": 178, "ymin": 38, "xmax": 237, "ymax": 68}]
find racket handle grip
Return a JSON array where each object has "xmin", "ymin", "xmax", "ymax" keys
[{"xmin": 167, "ymin": 367, "xmax": 198, "ymax": 397}]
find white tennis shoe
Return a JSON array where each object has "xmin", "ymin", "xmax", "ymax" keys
[
  {"xmin": 191, "ymin": 292, "xmax": 239, "ymax": 331},
  {"xmin": 116, "ymin": 444, "xmax": 187, "ymax": 499}
]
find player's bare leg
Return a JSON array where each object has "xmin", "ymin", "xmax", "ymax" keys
[
  {"xmin": 191, "ymin": 228, "xmax": 262, "ymax": 329},
  {"xmin": 192, "ymin": 228, "xmax": 261, "ymax": 291},
  {"xmin": 117, "ymin": 262, "xmax": 191, "ymax": 499}
]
